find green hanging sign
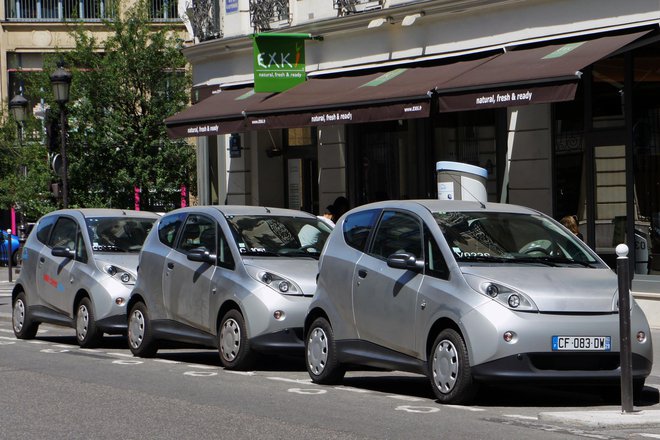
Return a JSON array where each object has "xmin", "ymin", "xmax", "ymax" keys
[{"xmin": 253, "ymin": 33, "xmax": 319, "ymax": 93}]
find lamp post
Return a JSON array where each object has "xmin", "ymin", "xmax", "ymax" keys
[
  {"xmin": 7, "ymin": 93, "xmax": 27, "ymax": 281},
  {"xmin": 50, "ymin": 62, "xmax": 72, "ymax": 208}
]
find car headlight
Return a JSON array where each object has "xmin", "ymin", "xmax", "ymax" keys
[
  {"xmin": 245, "ymin": 266, "xmax": 301, "ymax": 295},
  {"xmin": 103, "ymin": 265, "xmax": 136, "ymax": 285},
  {"xmin": 464, "ymin": 274, "xmax": 537, "ymax": 311}
]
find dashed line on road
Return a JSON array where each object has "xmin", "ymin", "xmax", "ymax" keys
[
  {"xmin": 153, "ymin": 359, "xmax": 181, "ymax": 364},
  {"xmin": 332, "ymin": 385, "xmax": 372, "ymax": 394},
  {"xmin": 105, "ymin": 351, "xmax": 133, "ymax": 358},
  {"xmin": 635, "ymin": 434, "xmax": 660, "ymax": 439},
  {"xmin": 386, "ymin": 395, "xmax": 424, "ymax": 402},
  {"xmin": 186, "ymin": 364, "xmax": 218, "ymax": 370},
  {"xmin": 225, "ymin": 370, "xmax": 255, "ymax": 376},
  {"xmin": 443, "ymin": 404, "xmax": 486, "ymax": 412},
  {"xmin": 504, "ymin": 414, "xmax": 538, "ymax": 421}
]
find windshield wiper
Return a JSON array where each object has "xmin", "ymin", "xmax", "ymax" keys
[
  {"xmin": 456, "ymin": 255, "xmax": 515, "ymax": 264},
  {"xmin": 239, "ymin": 250, "xmax": 281, "ymax": 257}
]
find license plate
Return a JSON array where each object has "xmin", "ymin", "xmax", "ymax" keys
[{"xmin": 552, "ymin": 336, "xmax": 611, "ymax": 351}]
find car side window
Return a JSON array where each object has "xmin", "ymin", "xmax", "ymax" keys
[
  {"xmin": 158, "ymin": 213, "xmax": 185, "ymax": 248},
  {"xmin": 343, "ymin": 209, "xmax": 380, "ymax": 252},
  {"xmin": 48, "ymin": 217, "xmax": 78, "ymax": 250},
  {"xmin": 76, "ymin": 230, "xmax": 88, "ymax": 263},
  {"xmin": 218, "ymin": 230, "xmax": 235, "ymax": 270},
  {"xmin": 36, "ymin": 216, "xmax": 56, "ymax": 244},
  {"xmin": 176, "ymin": 214, "xmax": 215, "ymax": 253},
  {"xmin": 425, "ymin": 227, "xmax": 449, "ymax": 280},
  {"xmin": 369, "ymin": 211, "xmax": 422, "ymax": 260}
]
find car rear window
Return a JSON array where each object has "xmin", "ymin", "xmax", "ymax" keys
[
  {"xmin": 157, "ymin": 213, "xmax": 186, "ymax": 248},
  {"xmin": 342, "ymin": 209, "xmax": 380, "ymax": 252}
]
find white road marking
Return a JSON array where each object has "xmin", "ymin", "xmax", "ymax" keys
[
  {"xmin": 27, "ymin": 340, "xmax": 47, "ymax": 344},
  {"xmin": 332, "ymin": 386, "xmax": 372, "ymax": 394},
  {"xmin": 268, "ymin": 377, "xmax": 313, "ymax": 384},
  {"xmin": 112, "ymin": 359, "xmax": 143, "ymax": 365},
  {"xmin": 0, "ymin": 341, "xmax": 16, "ymax": 345},
  {"xmin": 183, "ymin": 371, "xmax": 217, "ymax": 377},
  {"xmin": 105, "ymin": 351, "xmax": 133, "ymax": 358},
  {"xmin": 635, "ymin": 434, "xmax": 660, "ymax": 439},
  {"xmin": 0, "ymin": 329, "xmax": 15, "ymax": 333},
  {"xmin": 225, "ymin": 370, "xmax": 255, "ymax": 376},
  {"xmin": 504, "ymin": 414, "xmax": 538, "ymax": 420},
  {"xmin": 288, "ymin": 388, "xmax": 327, "ymax": 395},
  {"xmin": 0, "ymin": 335, "xmax": 16, "ymax": 340},
  {"xmin": 54, "ymin": 344, "xmax": 71, "ymax": 348},
  {"xmin": 443, "ymin": 405, "xmax": 485, "ymax": 412},
  {"xmin": 40, "ymin": 348, "xmax": 69, "ymax": 353},
  {"xmin": 395, "ymin": 405, "xmax": 440, "ymax": 414},
  {"xmin": 153, "ymin": 359, "xmax": 181, "ymax": 364},
  {"xmin": 386, "ymin": 395, "xmax": 424, "ymax": 402}
]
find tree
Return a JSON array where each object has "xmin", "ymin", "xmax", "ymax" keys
[
  {"xmin": 23, "ymin": 0, "xmax": 195, "ymax": 211},
  {"xmin": 0, "ymin": 109, "xmax": 58, "ymax": 221}
]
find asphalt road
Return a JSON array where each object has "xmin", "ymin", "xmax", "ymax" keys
[{"xmin": 1, "ymin": 270, "xmax": 660, "ymax": 439}]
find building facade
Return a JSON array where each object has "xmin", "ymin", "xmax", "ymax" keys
[{"xmin": 163, "ymin": 0, "xmax": 660, "ymax": 321}]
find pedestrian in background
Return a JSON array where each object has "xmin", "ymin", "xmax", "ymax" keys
[{"xmin": 561, "ymin": 215, "xmax": 583, "ymax": 240}]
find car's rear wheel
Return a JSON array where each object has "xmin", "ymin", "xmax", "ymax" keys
[
  {"xmin": 76, "ymin": 297, "xmax": 102, "ymax": 348},
  {"xmin": 218, "ymin": 309, "xmax": 254, "ymax": 370},
  {"xmin": 12, "ymin": 291, "xmax": 39, "ymax": 339},
  {"xmin": 428, "ymin": 328, "xmax": 478, "ymax": 404},
  {"xmin": 128, "ymin": 301, "xmax": 158, "ymax": 357},
  {"xmin": 305, "ymin": 317, "xmax": 345, "ymax": 384}
]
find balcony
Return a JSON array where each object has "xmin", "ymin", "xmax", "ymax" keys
[
  {"xmin": 334, "ymin": 0, "xmax": 383, "ymax": 16},
  {"xmin": 249, "ymin": 0, "xmax": 290, "ymax": 33},
  {"xmin": 4, "ymin": 0, "xmax": 180, "ymax": 22}
]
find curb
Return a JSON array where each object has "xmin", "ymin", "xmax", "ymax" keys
[{"xmin": 538, "ymin": 409, "xmax": 660, "ymax": 428}]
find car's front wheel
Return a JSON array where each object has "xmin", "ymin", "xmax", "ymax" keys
[
  {"xmin": 12, "ymin": 291, "xmax": 39, "ymax": 339},
  {"xmin": 128, "ymin": 302, "xmax": 158, "ymax": 357},
  {"xmin": 218, "ymin": 309, "xmax": 254, "ymax": 370},
  {"xmin": 428, "ymin": 328, "xmax": 478, "ymax": 404},
  {"xmin": 305, "ymin": 317, "xmax": 345, "ymax": 384},
  {"xmin": 76, "ymin": 297, "xmax": 102, "ymax": 348}
]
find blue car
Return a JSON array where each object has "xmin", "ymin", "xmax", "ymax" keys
[{"xmin": 0, "ymin": 230, "xmax": 20, "ymax": 266}]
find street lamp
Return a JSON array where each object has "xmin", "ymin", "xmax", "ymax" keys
[
  {"xmin": 50, "ymin": 61, "xmax": 72, "ymax": 208},
  {"xmin": 9, "ymin": 93, "xmax": 28, "ymax": 125}
]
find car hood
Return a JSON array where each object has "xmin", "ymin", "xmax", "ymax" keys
[
  {"xmin": 93, "ymin": 253, "xmax": 140, "ymax": 275},
  {"xmin": 243, "ymin": 257, "xmax": 319, "ymax": 295},
  {"xmin": 460, "ymin": 266, "xmax": 618, "ymax": 312}
]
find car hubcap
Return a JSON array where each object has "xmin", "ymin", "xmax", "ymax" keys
[
  {"xmin": 432, "ymin": 339, "xmax": 459, "ymax": 394},
  {"xmin": 76, "ymin": 305, "xmax": 90, "ymax": 341},
  {"xmin": 220, "ymin": 318, "xmax": 240, "ymax": 362},
  {"xmin": 307, "ymin": 327, "xmax": 328, "ymax": 375},
  {"xmin": 13, "ymin": 299, "xmax": 25, "ymax": 332},
  {"xmin": 129, "ymin": 309, "xmax": 145, "ymax": 349}
]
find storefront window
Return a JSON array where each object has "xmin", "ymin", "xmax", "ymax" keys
[
  {"xmin": 433, "ymin": 111, "xmax": 497, "ymax": 201},
  {"xmin": 554, "ymin": 87, "xmax": 585, "ymax": 227},
  {"xmin": 633, "ymin": 43, "xmax": 660, "ymax": 275}
]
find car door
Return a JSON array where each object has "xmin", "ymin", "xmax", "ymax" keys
[
  {"xmin": 163, "ymin": 213, "xmax": 216, "ymax": 330},
  {"xmin": 352, "ymin": 210, "xmax": 424, "ymax": 356},
  {"xmin": 37, "ymin": 216, "xmax": 79, "ymax": 314}
]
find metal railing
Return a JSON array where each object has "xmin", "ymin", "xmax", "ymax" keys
[
  {"xmin": 4, "ymin": 0, "xmax": 180, "ymax": 21},
  {"xmin": 249, "ymin": 0, "xmax": 290, "ymax": 33},
  {"xmin": 334, "ymin": 0, "xmax": 383, "ymax": 16}
]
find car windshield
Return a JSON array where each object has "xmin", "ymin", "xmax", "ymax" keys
[
  {"xmin": 86, "ymin": 217, "xmax": 156, "ymax": 253},
  {"xmin": 226, "ymin": 215, "xmax": 332, "ymax": 258},
  {"xmin": 433, "ymin": 211, "xmax": 602, "ymax": 267}
]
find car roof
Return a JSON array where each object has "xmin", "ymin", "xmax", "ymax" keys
[
  {"xmin": 46, "ymin": 208, "xmax": 161, "ymax": 219},
  {"xmin": 166, "ymin": 205, "xmax": 318, "ymax": 218},
  {"xmin": 351, "ymin": 199, "xmax": 540, "ymax": 215}
]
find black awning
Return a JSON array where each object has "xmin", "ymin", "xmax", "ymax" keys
[
  {"xmin": 435, "ymin": 29, "xmax": 650, "ymax": 112},
  {"xmin": 164, "ymin": 88, "xmax": 275, "ymax": 138}
]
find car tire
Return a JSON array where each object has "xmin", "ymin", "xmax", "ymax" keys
[
  {"xmin": 12, "ymin": 291, "xmax": 39, "ymax": 339},
  {"xmin": 218, "ymin": 309, "xmax": 254, "ymax": 370},
  {"xmin": 128, "ymin": 302, "xmax": 158, "ymax": 357},
  {"xmin": 12, "ymin": 249, "xmax": 20, "ymax": 266},
  {"xmin": 76, "ymin": 297, "xmax": 102, "ymax": 348},
  {"xmin": 305, "ymin": 317, "xmax": 345, "ymax": 384},
  {"xmin": 428, "ymin": 328, "xmax": 478, "ymax": 404}
]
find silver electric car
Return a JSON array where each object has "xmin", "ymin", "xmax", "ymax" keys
[
  {"xmin": 12, "ymin": 209, "xmax": 159, "ymax": 347},
  {"xmin": 304, "ymin": 200, "xmax": 654, "ymax": 404},
  {"xmin": 127, "ymin": 206, "xmax": 332, "ymax": 369}
]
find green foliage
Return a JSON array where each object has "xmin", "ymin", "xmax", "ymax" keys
[
  {"xmin": 0, "ymin": 112, "xmax": 58, "ymax": 220},
  {"xmin": 18, "ymin": 0, "xmax": 195, "ymax": 212}
]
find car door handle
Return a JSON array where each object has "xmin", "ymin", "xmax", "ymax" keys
[
  {"xmin": 358, "ymin": 269, "xmax": 367, "ymax": 278},
  {"xmin": 167, "ymin": 262, "xmax": 174, "ymax": 269}
]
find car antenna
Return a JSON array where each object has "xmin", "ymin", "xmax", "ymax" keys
[{"xmin": 264, "ymin": 207, "xmax": 271, "ymax": 213}]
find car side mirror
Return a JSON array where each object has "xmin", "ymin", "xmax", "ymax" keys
[
  {"xmin": 52, "ymin": 246, "xmax": 75, "ymax": 259},
  {"xmin": 387, "ymin": 252, "xmax": 424, "ymax": 272},
  {"xmin": 187, "ymin": 247, "xmax": 216, "ymax": 264}
]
